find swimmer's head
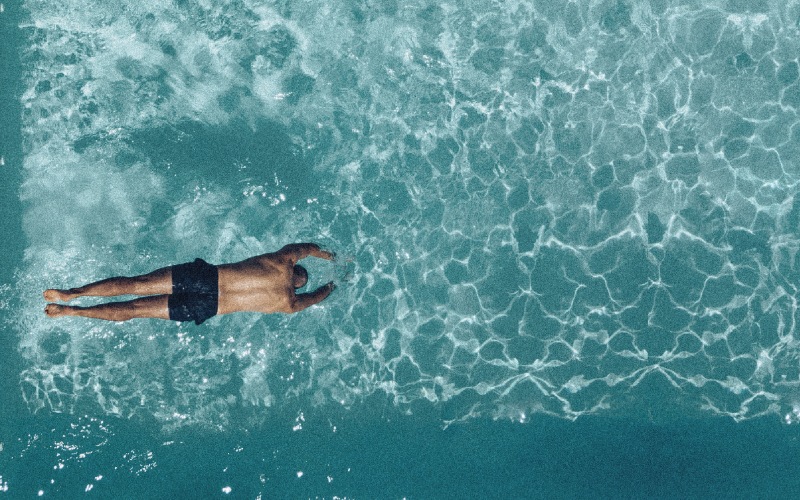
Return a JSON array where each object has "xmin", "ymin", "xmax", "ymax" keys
[{"xmin": 293, "ymin": 265, "xmax": 308, "ymax": 289}]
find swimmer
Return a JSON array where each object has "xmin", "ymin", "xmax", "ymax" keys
[{"xmin": 43, "ymin": 243, "xmax": 336, "ymax": 324}]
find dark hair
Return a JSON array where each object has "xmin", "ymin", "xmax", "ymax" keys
[{"xmin": 293, "ymin": 265, "xmax": 308, "ymax": 289}]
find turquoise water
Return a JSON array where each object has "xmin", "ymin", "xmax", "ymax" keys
[{"xmin": 4, "ymin": 0, "xmax": 800, "ymax": 496}]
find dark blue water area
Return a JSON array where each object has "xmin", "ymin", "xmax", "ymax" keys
[
  {"xmin": 2, "ymin": 404, "xmax": 800, "ymax": 498},
  {"xmin": 1, "ymin": 0, "xmax": 27, "ymax": 430}
]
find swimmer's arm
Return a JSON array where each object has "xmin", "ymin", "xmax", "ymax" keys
[
  {"xmin": 291, "ymin": 282, "xmax": 335, "ymax": 312},
  {"xmin": 278, "ymin": 243, "xmax": 335, "ymax": 263}
]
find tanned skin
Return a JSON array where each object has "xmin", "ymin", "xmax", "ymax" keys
[{"xmin": 43, "ymin": 243, "xmax": 336, "ymax": 322}]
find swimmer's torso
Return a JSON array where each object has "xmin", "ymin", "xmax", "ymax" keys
[{"xmin": 216, "ymin": 253, "xmax": 294, "ymax": 314}]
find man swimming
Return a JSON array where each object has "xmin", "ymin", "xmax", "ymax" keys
[{"xmin": 43, "ymin": 242, "xmax": 336, "ymax": 324}]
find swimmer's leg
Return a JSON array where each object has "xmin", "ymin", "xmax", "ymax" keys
[
  {"xmin": 45, "ymin": 295, "xmax": 170, "ymax": 321},
  {"xmin": 44, "ymin": 266, "xmax": 173, "ymax": 302}
]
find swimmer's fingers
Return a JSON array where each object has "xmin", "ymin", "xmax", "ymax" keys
[{"xmin": 319, "ymin": 249, "xmax": 336, "ymax": 260}]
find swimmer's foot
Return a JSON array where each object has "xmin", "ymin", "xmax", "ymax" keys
[
  {"xmin": 44, "ymin": 289, "xmax": 77, "ymax": 302},
  {"xmin": 44, "ymin": 304, "xmax": 74, "ymax": 318}
]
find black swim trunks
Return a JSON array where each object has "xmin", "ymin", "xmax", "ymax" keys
[{"xmin": 168, "ymin": 258, "xmax": 219, "ymax": 325}]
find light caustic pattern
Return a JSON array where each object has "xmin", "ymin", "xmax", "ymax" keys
[{"xmin": 12, "ymin": 0, "xmax": 800, "ymax": 430}]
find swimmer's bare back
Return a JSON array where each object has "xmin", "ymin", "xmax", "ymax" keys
[
  {"xmin": 43, "ymin": 242, "xmax": 336, "ymax": 322},
  {"xmin": 217, "ymin": 243, "xmax": 335, "ymax": 314}
]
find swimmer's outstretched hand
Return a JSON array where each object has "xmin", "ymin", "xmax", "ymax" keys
[{"xmin": 307, "ymin": 243, "xmax": 335, "ymax": 260}]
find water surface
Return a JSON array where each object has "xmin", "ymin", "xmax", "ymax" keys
[{"xmin": 3, "ymin": 0, "xmax": 800, "ymax": 497}]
